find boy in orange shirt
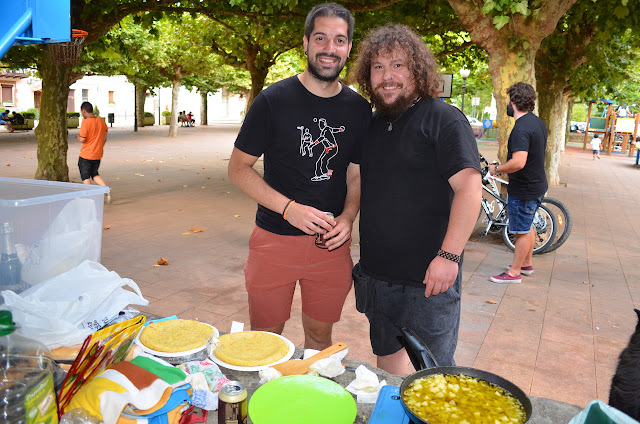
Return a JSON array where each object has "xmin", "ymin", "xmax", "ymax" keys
[{"xmin": 77, "ymin": 101, "xmax": 110, "ymax": 202}]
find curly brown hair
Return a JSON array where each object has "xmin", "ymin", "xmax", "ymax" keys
[
  {"xmin": 506, "ymin": 82, "xmax": 536, "ymax": 113},
  {"xmin": 352, "ymin": 24, "xmax": 441, "ymax": 104}
]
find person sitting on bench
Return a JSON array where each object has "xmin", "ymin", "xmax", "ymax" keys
[
  {"xmin": 0, "ymin": 110, "xmax": 14, "ymax": 132},
  {"xmin": 11, "ymin": 112, "xmax": 24, "ymax": 126}
]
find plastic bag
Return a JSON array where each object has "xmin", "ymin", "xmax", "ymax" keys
[
  {"xmin": 568, "ymin": 400, "xmax": 640, "ymax": 424},
  {"xmin": 20, "ymin": 197, "xmax": 103, "ymax": 286},
  {"xmin": 2, "ymin": 261, "xmax": 148, "ymax": 349}
]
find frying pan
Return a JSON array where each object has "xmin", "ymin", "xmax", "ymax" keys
[{"xmin": 397, "ymin": 325, "xmax": 533, "ymax": 424}]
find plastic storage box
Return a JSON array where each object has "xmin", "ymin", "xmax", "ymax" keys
[{"xmin": 0, "ymin": 177, "xmax": 109, "ymax": 290}]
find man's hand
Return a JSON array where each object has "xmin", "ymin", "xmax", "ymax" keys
[
  {"xmin": 423, "ymin": 256, "xmax": 458, "ymax": 297},
  {"xmin": 284, "ymin": 202, "xmax": 335, "ymax": 236},
  {"xmin": 488, "ymin": 164, "xmax": 498, "ymax": 176},
  {"xmin": 323, "ymin": 214, "xmax": 353, "ymax": 250}
]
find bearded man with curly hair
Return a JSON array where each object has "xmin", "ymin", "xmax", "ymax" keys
[{"xmin": 351, "ymin": 24, "xmax": 482, "ymax": 374}]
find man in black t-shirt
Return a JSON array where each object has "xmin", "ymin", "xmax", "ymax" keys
[
  {"xmin": 352, "ymin": 24, "xmax": 481, "ymax": 374},
  {"xmin": 228, "ymin": 3, "xmax": 371, "ymax": 350},
  {"xmin": 488, "ymin": 82, "xmax": 548, "ymax": 284}
]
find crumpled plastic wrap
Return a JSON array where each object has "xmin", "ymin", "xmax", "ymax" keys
[{"xmin": 60, "ymin": 408, "xmax": 101, "ymax": 424}]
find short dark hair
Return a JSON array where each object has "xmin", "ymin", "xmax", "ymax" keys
[
  {"xmin": 80, "ymin": 101, "xmax": 93, "ymax": 113},
  {"xmin": 507, "ymin": 82, "xmax": 536, "ymax": 113},
  {"xmin": 305, "ymin": 2, "xmax": 354, "ymax": 42},
  {"xmin": 353, "ymin": 24, "xmax": 442, "ymax": 103}
]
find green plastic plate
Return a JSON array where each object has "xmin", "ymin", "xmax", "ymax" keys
[{"xmin": 248, "ymin": 375, "xmax": 357, "ymax": 424}]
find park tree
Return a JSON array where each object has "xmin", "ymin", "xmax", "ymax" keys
[
  {"xmin": 82, "ymin": 16, "xmax": 167, "ymax": 128},
  {"xmin": 29, "ymin": 0, "xmax": 197, "ymax": 181},
  {"xmin": 152, "ymin": 15, "xmax": 218, "ymax": 137},
  {"xmin": 535, "ymin": 0, "xmax": 640, "ymax": 185},
  {"xmin": 447, "ymin": 0, "xmax": 576, "ymax": 165},
  {"xmin": 183, "ymin": 61, "xmax": 251, "ymax": 125}
]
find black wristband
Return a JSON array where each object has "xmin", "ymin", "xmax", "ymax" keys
[{"xmin": 437, "ymin": 249, "xmax": 461, "ymax": 263}]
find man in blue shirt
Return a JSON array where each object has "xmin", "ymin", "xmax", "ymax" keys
[{"xmin": 1, "ymin": 110, "xmax": 14, "ymax": 132}]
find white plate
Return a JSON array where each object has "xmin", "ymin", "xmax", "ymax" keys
[
  {"xmin": 135, "ymin": 323, "xmax": 219, "ymax": 357},
  {"xmin": 209, "ymin": 331, "xmax": 295, "ymax": 371}
]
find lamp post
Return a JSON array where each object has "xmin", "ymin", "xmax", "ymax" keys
[{"xmin": 460, "ymin": 68, "xmax": 470, "ymax": 115}]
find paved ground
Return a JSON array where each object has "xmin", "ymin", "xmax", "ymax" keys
[{"xmin": 2, "ymin": 124, "xmax": 639, "ymax": 408}]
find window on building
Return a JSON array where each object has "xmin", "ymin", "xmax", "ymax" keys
[
  {"xmin": 67, "ymin": 89, "xmax": 75, "ymax": 112},
  {"xmin": 2, "ymin": 85, "xmax": 14, "ymax": 104},
  {"xmin": 82, "ymin": 89, "xmax": 89, "ymax": 103},
  {"xmin": 108, "ymin": 91, "xmax": 114, "ymax": 103}
]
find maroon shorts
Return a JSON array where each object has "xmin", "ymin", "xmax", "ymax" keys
[{"xmin": 244, "ymin": 226, "xmax": 353, "ymax": 329}]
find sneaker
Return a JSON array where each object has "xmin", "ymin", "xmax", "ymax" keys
[
  {"xmin": 507, "ymin": 265, "xmax": 534, "ymax": 275},
  {"xmin": 490, "ymin": 272, "xmax": 521, "ymax": 284}
]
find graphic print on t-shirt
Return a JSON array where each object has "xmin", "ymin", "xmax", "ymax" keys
[{"xmin": 297, "ymin": 117, "xmax": 345, "ymax": 181}]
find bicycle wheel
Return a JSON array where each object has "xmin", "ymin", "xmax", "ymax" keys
[
  {"xmin": 501, "ymin": 203, "xmax": 557, "ymax": 254},
  {"xmin": 537, "ymin": 197, "xmax": 572, "ymax": 253}
]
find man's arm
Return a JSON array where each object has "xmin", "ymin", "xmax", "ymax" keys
[
  {"xmin": 324, "ymin": 162, "xmax": 360, "ymax": 251},
  {"xmin": 488, "ymin": 151, "xmax": 527, "ymax": 175},
  {"xmin": 227, "ymin": 147, "xmax": 335, "ymax": 235},
  {"xmin": 77, "ymin": 134, "xmax": 86, "ymax": 142},
  {"xmin": 423, "ymin": 167, "xmax": 482, "ymax": 297}
]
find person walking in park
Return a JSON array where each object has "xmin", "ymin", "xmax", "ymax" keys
[
  {"xmin": 77, "ymin": 101, "xmax": 110, "ymax": 203},
  {"xmin": 591, "ymin": 133, "xmax": 602, "ymax": 160},
  {"xmin": 227, "ymin": 2, "xmax": 371, "ymax": 350},
  {"xmin": 351, "ymin": 24, "xmax": 481, "ymax": 374},
  {"xmin": 488, "ymin": 82, "xmax": 548, "ymax": 283}
]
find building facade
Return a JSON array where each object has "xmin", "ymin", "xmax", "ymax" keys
[{"xmin": 0, "ymin": 71, "xmax": 246, "ymax": 125}]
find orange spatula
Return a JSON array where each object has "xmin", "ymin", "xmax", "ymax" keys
[{"xmin": 271, "ymin": 342, "xmax": 347, "ymax": 376}]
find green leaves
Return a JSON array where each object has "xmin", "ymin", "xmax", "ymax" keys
[
  {"xmin": 493, "ymin": 15, "xmax": 510, "ymax": 30},
  {"xmin": 614, "ymin": 5, "xmax": 629, "ymax": 19}
]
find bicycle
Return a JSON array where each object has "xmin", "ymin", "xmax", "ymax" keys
[{"xmin": 478, "ymin": 155, "xmax": 572, "ymax": 254}]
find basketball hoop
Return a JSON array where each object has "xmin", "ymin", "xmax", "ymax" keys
[{"xmin": 50, "ymin": 29, "xmax": 88, "ymax": 64}]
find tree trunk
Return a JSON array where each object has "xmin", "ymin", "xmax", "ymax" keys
[
  {"xmin": 200, "ymin": 91, "xmax": 208, "ymax": 125},
  {"xmin": 246, "ymin": 68, "xmax": 267, "ymax": 115},
  {"xmin": 34, "ymin": 46, "xmax": 72, "ymax": 181},
  {"xmin": 447, "ymin": 0, "xmax": 576, "ymax": 164},
  {"xmin": 136, "ymin": 83, "xmax": 146, "ymax": 127},
  {"xmin": 486, "ymin": 50, "xmax": 537, "ymax": 163},
  {"xmin": 169, "ymin": 77, "xmax": 181, "ymax": 138},
  {"xmin": 565, "ymin": 100, "xmax": 574, "ymax": 151},
  {"xmin": 538, "ymin": 83, "xmax": 566, "ymax": 186}
]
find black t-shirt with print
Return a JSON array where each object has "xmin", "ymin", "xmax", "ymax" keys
[
  {"xmin": 506, "ymin": 113, "xmax": 548, "ymax": 200},
  {"xmin": 234, "ymin": 75, "xmax": 372, "ymax": 236},
  {"xmin": 359, "ymin": 98, "xmax": 480, "ymax": 287}
]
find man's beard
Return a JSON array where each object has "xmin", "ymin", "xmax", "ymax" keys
[
  {"xmin": 307, "ymin": 53, "xmax": 344, "ymax": 83},
  {"xmin": 371, "ymin": 87, "xmax": 418, "ymax": 121},
  {"xmin": 506, "ymin": 102, "xmax": 514, "ymax": 117}
]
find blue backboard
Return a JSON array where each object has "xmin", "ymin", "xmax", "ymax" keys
[{"xmin": 0, "ymin": 0, "xmax": 70, "ymax": 59}]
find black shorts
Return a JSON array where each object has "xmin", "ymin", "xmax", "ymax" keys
[
  {"xmin": 352, "ymin": 262, "xmax": 461, "ymax": 365},
  {"xmin": 78, "ymin": 157, "xmax": 101, "ymax": 181}
]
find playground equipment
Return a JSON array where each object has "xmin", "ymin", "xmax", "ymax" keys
[
  {"xmin": 582, "ymin": 98, "xmax": 640, "ymax": 156},
  {"xmin": 0, "ymin": 0, "xmax": 71, "ymax": 60}
]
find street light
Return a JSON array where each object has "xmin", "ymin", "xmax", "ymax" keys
[{"xmin": 460, "ymin": 68, "xmax": 471, "ymax": 115}]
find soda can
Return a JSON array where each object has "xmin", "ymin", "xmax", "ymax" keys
[
  {"xmin": 315, "ymin": 212, "xmax": 334, "ymax": 249},
  {"xmin": 218, "ymin": 381, "xmax": 248, "ymax": 424}
]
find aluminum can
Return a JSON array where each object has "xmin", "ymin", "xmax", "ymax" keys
[
  {"xmin": 315, "ymin": 212, "xmax": 334, "ymax": 248},
  {"xmin": 218, "ymin": 381, "xmax": 248, "ymax": 424}
]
